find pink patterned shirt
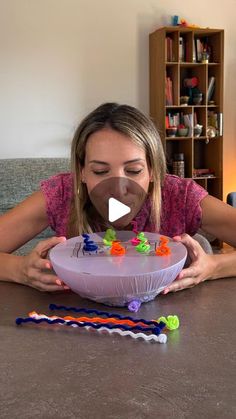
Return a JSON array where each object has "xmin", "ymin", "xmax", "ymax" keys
[{"xmin": 40, "ymin": 173, "xmax": 208, "ymax": 238}]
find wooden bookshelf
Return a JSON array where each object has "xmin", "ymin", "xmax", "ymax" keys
[{"xmin": 149, "ymin": 26, "xmax": 224, "ymax": 200}]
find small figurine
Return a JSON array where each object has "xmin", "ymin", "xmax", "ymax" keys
[
  {"xmin": 130, "ymin": 221, "xmax": 141, "ymax": 246},
  {"xmin": 131, "ymin": 236, "xmax": 141, "ymax": 246},
  {"xmin": 135, "ymin": 232, "xmax": 150, "ymax": 253},
  {"xmin": 110, "ymin": 240, "xmax": 126, "ymax": 256},
  {"xmin": 155, "ymin": 236, "xmax": 171, "ymax": 256},
  {"xmin": 183, "ymin": 77, "xmax": 203, "ymax": 105},
  {"xmin": 171, "ymin": 15, "xmax": 200, "ymax": 28},
  {"xmin": 103, "ymin": 228, "xmax": 117, "ymax": 246},
  {"xmin": 128, "ymin": 299, "xmax": 141, "ymax": 312},
  {"xmin": 82, "ymin": 234, "xmax": 98, "ymax": 252}
]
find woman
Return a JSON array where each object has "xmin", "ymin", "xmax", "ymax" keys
[{"xmin": 0, "ymin": 102, "xmax": 236, "ymax": 291}]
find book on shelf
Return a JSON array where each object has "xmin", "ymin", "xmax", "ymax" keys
[
  {"xmin": 195, "ymin": 38, "xmax": 203, "ymax": 62},
  {"xmin": 165, "ymin": 36, "xmax": 173, "ymax": 61},
  {"xmin": 193, "ymin": 168, "xmax": 215, "ymax": 177},
  {"xmin": 166, "ymin": 112, "xmax": 179, "ymax": 127},
  {"xmin": 183, "ymin": 113, "xmax": 193, "ymax": 136},
  {"xmin": 194, "ymin": 37, "xmax": 211, "ymax": 63},
  {"xmin": 192, "ymin": 39, "xmax": 196, "ymax": 62},
  {"xmin": 217, "ymin": 113, "xmax": 223, "ymax": 136},
  {"xmin": 207, "ymin": 76, "xmax": 215, "ymax": 103},
  {"xmin": 166, "ymin": 111, "xmax": 193, "ymax": 135},
  {"xmin": 179, "ymin": 36, "xmax": 185, "ymax": 62},
  {"xmin": 165, "ymin": 76, "xmax": 173, "ymax": 105}
]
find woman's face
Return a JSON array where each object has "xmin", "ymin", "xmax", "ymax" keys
[
  {"xmin": 81, "ymin": 128, "xmax": 152, "ymax": 228},
  {"xmin": 82, "ymin": 127, "xmax": 152, "ymax": 192}
]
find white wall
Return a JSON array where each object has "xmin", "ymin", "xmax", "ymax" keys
[{"xmin": 0, "ymin": 0, "xmax": 235, "ymax": 197}]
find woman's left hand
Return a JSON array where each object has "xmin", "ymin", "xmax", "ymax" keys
[{"xmin": 163, "ymin": 234, "xmax": 216, "ymax": 294}]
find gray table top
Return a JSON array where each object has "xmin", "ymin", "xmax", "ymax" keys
[{"xmin": 0, "ymin": 279, "xmax": 236, "ymax": 419}]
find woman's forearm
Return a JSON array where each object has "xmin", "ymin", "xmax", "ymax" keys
[
  {"xmin": 211, "ymin": 252, "xmax": 236, "ymax": 280},
  {"xmin": 0, "ymin": 253, "xmax": 24, "ymax": 283}
]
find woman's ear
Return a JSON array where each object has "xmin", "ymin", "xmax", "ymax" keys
[
  {"xmin": 149, "ymin": 168, "xmax": 154, "ymax": 182},
  {"xmin": 81, "ymin": 168, "xmax": 86, "ymax": 183}
]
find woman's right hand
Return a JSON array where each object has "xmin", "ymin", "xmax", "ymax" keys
[{"xmin": 18, "ymin": 236, "xmax": 70, "ymax": 292}]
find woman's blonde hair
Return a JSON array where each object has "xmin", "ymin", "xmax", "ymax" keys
[{"xmin": 67, "ymin": 102, "xmax": 166, "ymax": 237}]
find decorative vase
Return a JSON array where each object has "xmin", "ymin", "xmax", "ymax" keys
[{"xmin": 166, "ymin": 127, "xmax": 177, "ymax": 137}]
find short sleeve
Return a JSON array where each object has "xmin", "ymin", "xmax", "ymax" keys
[
  {"xmin": 160, "ymin": 175, "xmax": 208, "ymax": 237},
  {"xmin": 184, "ymin": 179, "xmax": 208, "ymax": 235},
  {"xmin": 40, "ymin": 173, "xmax": 73, "ymax": 236}
]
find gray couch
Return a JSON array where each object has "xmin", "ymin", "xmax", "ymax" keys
[
  {"xmin": 0, "ymin": 158, "xmax": 70, "ymax": 255},
  {"xmin": 0, "ymin": 158, "xmax": 212, "ymax": 255}
]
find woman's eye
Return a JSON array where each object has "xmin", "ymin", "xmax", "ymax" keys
[
  {"xmin": 126, "ymin": 169, "xmax": 143, "ymax": 175},
  {"xmin": 93, "ymin": 171, "xmax": 109, "ymax": 175}
]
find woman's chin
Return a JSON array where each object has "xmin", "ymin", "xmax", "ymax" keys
[{"xmin": 110, "ymin": 217, "xmax": 133, "ymax": 230}]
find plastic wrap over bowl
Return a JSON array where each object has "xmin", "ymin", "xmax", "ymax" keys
[{"xmin": 49, "ymin": 231, "xmax": 187, "ymax": 306}]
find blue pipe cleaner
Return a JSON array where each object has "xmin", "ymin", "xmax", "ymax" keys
[
  {"xmin": 15, "ymin": 317, "xmax": 163, "ymax": 335},
  {"xmin": 82, "ymin": 234, "xmax": 98, "ymax": 252},
  {"xmin": 49, "ymin": 304, "xmax": 166, "ymax": 330}
]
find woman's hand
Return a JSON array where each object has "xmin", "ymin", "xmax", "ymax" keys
[
  {"xmin": 18, "ymin": 236, "xmax": 70, "ymax": 292},
  {"xmin": 163, "ymin": 234, "xmax": 216, "ymax": 294}
]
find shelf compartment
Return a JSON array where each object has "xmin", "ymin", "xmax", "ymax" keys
[
  {"xmin": 166, "ymin": 139, "xmax": 193, "ymax": 178},
  {"xmin": 194, "ymin": 137, "xmax": 222, "ymax": 178},
  {"xmin": 180, "ymin": 65, "xmax": 207, "ymax": 105}
]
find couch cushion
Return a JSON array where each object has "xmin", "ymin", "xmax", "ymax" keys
[{"xmin": 0, "ymin": 158, "xmax": 70, "ymax": 254}]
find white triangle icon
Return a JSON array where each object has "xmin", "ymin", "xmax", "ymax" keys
[{"xmin": 108, "ymin": 197, "xmax": 131, "ymax": 222}]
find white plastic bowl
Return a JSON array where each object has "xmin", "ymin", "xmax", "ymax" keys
[{"xmin": 49, "ymin": 231, "xmax": 187, "ymax": 306}]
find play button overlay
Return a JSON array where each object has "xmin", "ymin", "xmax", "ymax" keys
[
  {"xmin": 108, "ymin": 197, "xmax": 131, "ymax": 222},
  {"xmin": 89, "ymin": 177, "xmax": 147, "ymax": 230}
]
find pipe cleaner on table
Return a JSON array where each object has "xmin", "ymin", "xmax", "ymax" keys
[
  {"xmin": 48, "ymin": 304, "xmax": 166, "ymax": 327},
  {"xmin": 26, "ymin": 311, "xmax": 165, "ymax": 334},
  {"xmin": 49, "ymin": 305, "xmax": 180, "ymax": 331},
  {"xmin": 15, "ymin": 312, "xmax": 167, "ymax": 344},
  {"xmin": 15, "ymin": 305, "xmax": 179, "ymax": 344}
]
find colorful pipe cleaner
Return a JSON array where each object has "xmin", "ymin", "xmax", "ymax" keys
[
  {"xmin": 48, "ymin": 305, "xmax": 180, "ymax": 331},
  {"xmin": 103, "ymin": 228, "xmax": 117, "ymax": 247},
  {"xmin": 17, "ymin": 311, "xmax": 164, "ymax": 335},
  {"xmin": 48, "ymin": 304, "xmax": 165, "ymax": 328},
  {"xmin": 110, "ymin": 240, "xmax": 126, "ymax": 255},
  {"xmin": 15, "ymin": 313, "xmax": 167, "ymax": 344},
  {"xmin": 28, "ymin": 311, "xmax": 156, "ymax": 329},
  {"xmin": 82, "ymin": 234, "xmax": 98, "ymax": 252},
  {"xmin": 157, "ymin": 315, "xmax": 180, "ymax": 330},
  {"xmin": 155, "ymin": 236, "xmax": 171, "ymax": 256},
  {"xmin": 15, "ymin": 305, "xmax": 180, "ymax": 344}
]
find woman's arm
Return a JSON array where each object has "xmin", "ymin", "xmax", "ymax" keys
[
  {"xmin": 164, "ymin": 194, "xmax": 236, "ymax": 293},
  {"xmin": 0, "ymin": 191, "xmax": 49, "ymax": 253},
  {"xmin": 163, "ymin": 234, "xmax": 236, "ymax": 294},
  {"xmin": 200, "ymin": 195, "xmax": 236, "ymax": 247},
  {"xmin": 0, "ymin": 191, "xmax": 68, "ymax": 291}
]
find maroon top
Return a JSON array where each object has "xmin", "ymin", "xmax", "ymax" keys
[{"xmin": 40, "ymin": 173, "xmax": 208, "ymax": 237}]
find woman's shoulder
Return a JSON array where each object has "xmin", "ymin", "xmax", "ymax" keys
[
  {"xmin": 163, "ymin": 174, "xmax": 194, "ymax": 188},
  {"xmin": 40, "ymin": 173, "xmax": 73, "ymax": 236},
  {"xmin": 40, "ymin": 172, "xmax": 73, "ymax": 198},
  {"xmin": 40, "ymin": 173, "xmax": 73, "ymax": 205},
  {"xmin": 162, "ymin": 174, "xmax": 208, "ymax": 198},
  {"xmin": 41, "ymin": 172, "xmax": 73, "ymax": 186},
  {"xmin": 160, "ymin": 174, "xmax": 208, "ymax": 236}
]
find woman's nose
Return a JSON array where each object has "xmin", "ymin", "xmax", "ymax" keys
[{"xmin": 110, "ymin": 177, "xmax": 129, "ymax": 199}]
